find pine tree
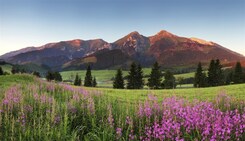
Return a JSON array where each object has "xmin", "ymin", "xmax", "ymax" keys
[
  {"xmin": 33, "ymin": 71, "xmax": 40, "ymax": 77},
  {"xmin": 208, "ymin": 59, "xmax": 216, "ymax": 86},
  {"xmin": 54, "ymin": 72, "xmax": 62, "ymax": 82},
  {"xmin": 78, "ymin": 78, "xmax": 82, "ymax": 86},
  {"xmin": 215, "ymin": 59, "xmax": 224, "ymax": 86},
  {"xmin": 194, "ymin": 62, "xmax": 207, "ymax": 87},
  {"xmin": 74, "ymin": 74, "xmax": 78, "ymax": 85},
  {"xmin": 74, "ymin": 74, "xmax": 80, "ymax": 86},
  {"xmin": 162, "ymin": 70, "xmax": 176, "ymax": 89},
  {"xmin": 233, "ymin": 61, "xmax": 243, "ymax": 84},
  {"xmin": 135, "ymin": 64, "xmax": 144, "ymax": 89},
  {"xmin": 0, "ymin": 67, "xmax": 3, "ymax": 75},
  {"xmin": 84, "ymin": 65, "xmax": 93, "ymax": 87},
  {"xmin": 147, "ymin": 62, "xmax": 162, "ymax": 89},
  {"xmin": 92, "ymin": 77, "xmax": 97, "ymax": 87},
  {"xmin": 113, "ymin": 68, "xmax": 124, "ymax": 89},
  {"xmin": 127, "ymin": 62, "xmax": 138, "ymax": 89},
  {"xmin": 11, "ymin": 66, "xmax": 20, "ymax": 74},
  {"xmin": 225, "ymin": 71, "xmax": 233, "ymax": 85},
  {"xmin": 46, "ymin": 71, "xmax": 54, "ymax": 81}
]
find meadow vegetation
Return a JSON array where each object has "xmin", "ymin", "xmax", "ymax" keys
[{"xmin": 0, "ymin": 74, "xmax": 244, "ymax": 140}]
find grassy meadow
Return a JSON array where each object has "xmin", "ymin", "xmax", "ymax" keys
[
  {"xmin": 0, "ymin": 74, "xmax": 244, "ymax": 140},
  {"xmin": 60, "ymin": 69, "xmax": 194, "ymax": 88}
]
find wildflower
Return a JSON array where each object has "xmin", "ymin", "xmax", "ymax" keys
[
  {"xmin": 87, "ymin": 97, "xmax": 95, "ymax": 115},
  {"xmin": 116, "ymin": 127, "xmax": 122, "ymax": 139},
  {"xmin": 107, "ymin": 105, "xmax": 114, "ymax": 127}
]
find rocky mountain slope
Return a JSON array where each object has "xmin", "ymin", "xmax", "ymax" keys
[{"xmin": 1, "ymin": 30, "xmax": 244, "ymax": 70}]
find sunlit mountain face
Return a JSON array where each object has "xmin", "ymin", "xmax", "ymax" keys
[{"xmin": 1, "ymin": 30, "xmax": 244, "ymax": 71}]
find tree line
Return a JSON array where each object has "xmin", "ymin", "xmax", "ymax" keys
[
  {"xmin": 113, "ymin": 62, "xmax": 176, "ymax": 89},
  {"xmin": 194, "ymin": 59, "xmax": 245, "ymax": 88}
]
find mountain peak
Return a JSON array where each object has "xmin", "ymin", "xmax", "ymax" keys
[
  {"xmin": 156, "ymin": 30, "xmax": 176, "ymax": 37},
  {"xmin": 127, "ymin": 31, "xmax": 140, "ymax": 37}
]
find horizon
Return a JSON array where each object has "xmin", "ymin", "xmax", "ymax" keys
[{"xmin": 0, "ymin": 0, "xmax": 245, "ymax": 56}]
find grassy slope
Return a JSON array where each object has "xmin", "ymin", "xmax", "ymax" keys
[
  {"xmin": 1, "ymin": 74, "xmax": 244, "ymax": 102},
  {"xmin": 0, "ymin": 74, "xmax": 35, "ymax": 89},
  {"xmin": 85, "ymin": 84, "xmax": 245, "ymax": 102}
]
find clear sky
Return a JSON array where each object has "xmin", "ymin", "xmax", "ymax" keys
[{"xmin": 0, "ymin": 0, "xmax": 245, "ymax": 56}]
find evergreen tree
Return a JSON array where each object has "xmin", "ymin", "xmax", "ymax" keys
[
  {"xmin": 194, "ymin": 62, "xmax": 207, "ymax": 87},
  {"xmin": 92, "ymin": 77, "xmax": 97, "ymax": 87},
  {"xmin": 46, "ymin": 71, "xmax": 54, "ymax": 81},
  {"xmin": 162, "ymin": 71, "xmax": 176, "ymax": 89},
  {"xmin": 84, "ymin": 65, "xmax": 93, "ymax": 87},
  {"xmin": 135, "ymin": 64, "xmax": 144, "ymax": 89},
  {"xmin": 0, "ymin": 67, "xmax": 3, "ymax": 75},
  {"xmin": 127, "ymin": 62, "xmax": 138, "ymax": 89},
  {"xmin": 225, "ymin": 71, "xmax": 233, "ymax": 85},
  {"xmin": 113, "ymin": 68, "xmax": 124, "ymax": 89},
  {"xmin": 147, "ymin": 62, "xmax": 162, "ymax": 89},
  {"xmin": 215, "ymin": 59, "xmax": 224, "ymax": 86},
  {"xmin": 74, "ymin": 74, "xmax": 78, "ymax": 85},
  {"xmin": 54, "ymin": 72, "xmax": 62, "ymax": 82},
  {"xmin": 11, "ymin": 66, "xmax": 20, "ymax": 74},
  {"xmin": 208, "ymin": 59, "xmax": 224, "ymax": 86},
  {"xmin": 20, "ymin": 69, "xmax": 26, "ymax": 74},
  {"xmin": 78, "ymin": 78, "xmax": 82, "ymax": 86},
  {"xmin": 33, "ymin": 71, "xmax": 40, "ymax": 77},
  {"xmin": 208, "ymin": 59, "xmax": 216, "ymax": 86},
  {"xmin": 233, "ymin": 61, "xmax": 243, "ymax": 84},
  {"xmin": 74, "ymin": 74, "xmax": 82, "ymax": 86}
]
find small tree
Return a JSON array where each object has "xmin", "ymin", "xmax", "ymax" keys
[
  {"xmin": 54, "ymin": 72, "xmax": 62, "ymax": 82},
  {"xmin": 147, "ymin": 62, "xmax": 162, "ymax": 89},
  {"xmin": 127, "ymin": 62, "xmax": 138, "ymax": 89},
  {"xmin": 46, "ymin": 71, "xmax": 55, "ymax": 81},
  {"xmin": 11, "ymin": 66, "xmax": 20, "ymax": 74},
  {"xmin": 233, "ymin": 61, "xmax": 243, "ymax": 84},
  {"xmin": 74, "ymin": 74, "xmax": 82, "ymax": 86},
  {"xmin": 0, "ymin": 67, "xmax": 3, "ymax": 75},
  {"xmin": 84, "ymin": 65, "xmax": 93, "ymax": 87},
  {"xmin": 162, "ymin": 71, "xmax": 176, "ymax": 89},
  {"xmin": 92, "ymin": 77, "xmax": 97, "ymax": 87},
  {"xmin": 33, "ymin": 71, "xmax": 40, "ymax": 77},
  {"xmin": 113, "ymin": 68, "xmax": 124, "ymax": 89},
  {"xmin": 194, "ymin": 62, "xmax": 207, "ymax": 87},
  {"xmin": 135, "ymin": 64, "xmax": 144, "ymax": 89}
]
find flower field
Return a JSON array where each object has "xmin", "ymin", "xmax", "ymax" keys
[{"xmin": 0, "ymin": 75, "xmax": 244, "ymax": 140}]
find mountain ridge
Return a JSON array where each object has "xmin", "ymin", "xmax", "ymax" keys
[{"xmin": 1, "ymin": 30, "xmax": 244, "ymax": 70}]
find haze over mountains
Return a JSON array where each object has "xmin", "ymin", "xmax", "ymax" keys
[{"xmin": 1, "ymin": 30, "xmax": 244, "ymax": 71}]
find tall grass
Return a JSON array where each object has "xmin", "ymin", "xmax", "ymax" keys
[{"xmin": 0, "ymin": 76, "xmax": 244, "ymax": 140}]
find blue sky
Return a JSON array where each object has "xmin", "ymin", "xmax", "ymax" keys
[{"xmin": 0, "ymin": 0, "xmax": 245, "ymax": 55}]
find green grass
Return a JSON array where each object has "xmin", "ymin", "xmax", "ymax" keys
[
  {"xmin": 0, "ymin": 64, "xmax": 12, "ymax": 73},
  {"xmin": 174, "ymin": 72, "xmax": 195, "ymax": 79},
  {"xmin": 84, "ymin": 83, "xmax": 245, "ymax": 102},
  {"xmin": 61, "ymin": 68, "xmax": 195, "ymax": 87},
  {"xmin": 0, "ymin": 74, "xmax": 35, "ymax": 89}
]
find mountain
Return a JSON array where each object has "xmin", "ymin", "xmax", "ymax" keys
[
  {"xmin": 1, "ymin": 30, "xmax": 245, "ymax": 70},
  {"xmin": 0, "ymin": 47, "xmax": 37, "ymax": 60},
  {"xmin": 1, "ymin": 39, "xmax": 111, "ymax": 70},
  {"xmin": 147, "ymin": 30, "xmax": 245, "ymax": 67}
]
